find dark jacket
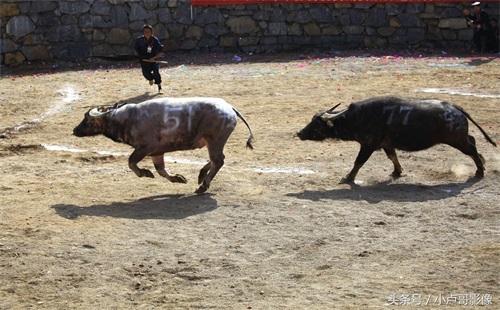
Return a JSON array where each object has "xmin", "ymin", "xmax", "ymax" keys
[
  {"xmin": 134, "ymin": 35, "xmax": 164, "ymax": 59},
  {"xmin": 471, "ymin": 9, "xmax": 492, "ymax": 32}
]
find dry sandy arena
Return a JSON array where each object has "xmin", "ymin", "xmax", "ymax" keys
[{"xmin": 0, "ymin": 50, "xmax": 499, "ymax": 309}]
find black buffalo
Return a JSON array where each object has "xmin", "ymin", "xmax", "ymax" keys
[{"xmin": 297, "ymin": 96, "xmax": 497, "ymax": 183}]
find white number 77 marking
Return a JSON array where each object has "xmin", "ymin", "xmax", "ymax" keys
[{"xmin": 383, "ymin": 106, "xmax": 413, "ymax": 125}]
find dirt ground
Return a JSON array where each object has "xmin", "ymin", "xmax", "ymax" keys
[{"xmin": 0, "ymin": 50, "xmax": 499, "ymax": 309}]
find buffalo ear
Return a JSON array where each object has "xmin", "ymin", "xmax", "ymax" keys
[{"xmin": 321, "ymin": 113, "xmax": 336, "ymax": 127}]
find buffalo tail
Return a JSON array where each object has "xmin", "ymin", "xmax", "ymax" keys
[
  {"xmin": 233, "ymin": 108, "xmax": 254, "ymax": 150},
  {"xmin": 455, "ymin": 105, "xmax": 497, "ymax": 147}
]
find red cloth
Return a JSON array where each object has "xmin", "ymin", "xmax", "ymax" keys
[{"xmin": 191, "ymin": 0, "xmax": 498, "ymax": 5}]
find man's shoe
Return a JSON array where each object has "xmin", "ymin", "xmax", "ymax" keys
[{"xmin": 149, "ymin": 80, "xmax": 154, "ymax": 86}]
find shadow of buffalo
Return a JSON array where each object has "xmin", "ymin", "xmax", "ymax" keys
[
  {"xmin": 287, "ymin": 178, "xmax": 482, "ymax": 204},
  {"xmin": 52, "ymin": 193, "xmax": 217, "ymax": 220}
]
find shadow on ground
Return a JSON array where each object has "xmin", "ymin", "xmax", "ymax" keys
[
  {"xmin": 52, "ymin": 193, "xmax": 218, "ymax": 220},
  {"xmin": 287, "ymin": 178, "xmax": 481, "ymax": 204}
]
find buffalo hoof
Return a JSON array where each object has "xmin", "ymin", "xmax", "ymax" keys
[
  {"xmin": 141, "ymin": 169, "xmax": 155, "ymax": 178},
  {"xmin": 170, "ymin": 174, "xmax": 188, "ymax": 183},
  {"xmin": 339, "ymin": 177, "xmax": 355, "ymax": 184},
  {"xmin": 390, "ymin": 171, "xmax": 403, "ymax": 178},
  {"xmin": 475, "ymin": 170, "xmax": 485, "ymax": 178},
  {"xmin": 195, "ymin": 185, "xmax": 208, "ymax": 194}
]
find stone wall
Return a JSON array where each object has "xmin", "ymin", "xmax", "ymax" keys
[{"xmin": 1, "ymin": 1, "xmax": 499, "ymax": 64}]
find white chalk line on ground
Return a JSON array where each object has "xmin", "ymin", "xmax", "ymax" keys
[
  {"xmin": 42, "ymin": 143, "xmax": 315, "ymax": 175},
  {"xmin": 2, "ymin": 86, "xmax": 79, "ymax": 135},
  {"xmin": 12, "ymin": 85, "xmax": 499, "ymax": 176},
  {"xmin": 414, "ymin": 88, "xmax": 500, "ymax": 98},
  {"xmin": 30, "ymin": 86, "xmax": 313, "ymax": 175}
]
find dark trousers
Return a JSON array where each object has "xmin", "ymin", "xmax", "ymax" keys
[
  {"xmin": 140, "ymin": 62, "xmax": 162, "ymax": 84},
  {"xmin": 473, "ymin": 30, "xmax": 495, "ymax": 52}
]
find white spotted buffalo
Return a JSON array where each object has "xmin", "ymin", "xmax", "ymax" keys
[
  {"xmin": 297, "ymin": 96, "xmax": 496, "ymax": 184},
  {"xmin": 73, "ymin": 97, "xmax": 254, "ymax": 193}
]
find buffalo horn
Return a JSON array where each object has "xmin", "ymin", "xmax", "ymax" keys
[
  {"xmin": 89, "ymin": 107, "xmax": 110, "ymax": 117},
  {"xmin": 321, "ymin": 108, "xmax": 348, "ymax": 120},
  {"xmin": 328, "ymin": 103, "xmax": 342, "ymax": 112}
]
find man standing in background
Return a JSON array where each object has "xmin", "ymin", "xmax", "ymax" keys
[
  {"xmin": 463, "ymin": 2, "xmax": 494, "ymax": 53},
  {"xmin": 134, "ymin": 24, "xmax": 165, "ymax": 92}
]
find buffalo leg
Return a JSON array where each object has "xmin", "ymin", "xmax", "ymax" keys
[
  {"xmin": 128, "ymin": 149, "xmax": 154, "ymax": 178},
  {"xmin": 198, "ymin": 162, "xmax": 211, "ymax": 185},
  {"xmin": 451, "ymin": 135, "xmax": 486, "ymax": 177},
  {"xmin": 196, "ymin": 147, "xmax": 225, "ymax": 194},
  {"xmin": 340, "ymin": 145, "xmax": 375, "ymax": 184},
  {"xmin": 383, "ymin": 147, "xmax": 403, "ymax": 177},
  {"xmin": 151, "ymin": 155, "xmax": 187, "ymax": 183}
]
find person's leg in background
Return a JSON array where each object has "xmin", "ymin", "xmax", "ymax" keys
[
  {"xmin": 140, "ymin": 62, "xmax": 154, "ymax": 85},
  {"xmin": 152, "ymin": 62, "xmax": 162, "ymax": 92}
]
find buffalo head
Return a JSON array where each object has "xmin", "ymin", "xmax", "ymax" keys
[
  {"xmin": 296, "ymin": 103, "xmax": 347, "ymax": 141},
  {"xmin": 73, "ymin": 107, "xmax": 111, "ymax": 137}
]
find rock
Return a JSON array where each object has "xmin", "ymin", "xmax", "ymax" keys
[
  {"xmin": 21, "ymin": 45, "xmax": 50, "ymax": 61},
  {"xmin": 226, "ymin": 16, "xmax": 258, "ymax": 35},
  {"xmin": 364, "ymin": 36, "xmax": 387, "ymax": 48},
  {"xmin": 0, "ymin": 39, "xmax": 20, "ymax": 53},
  {"xmin": 323, "ymin": 25, "xmax": 341, "ymax": 36},
  {"xmin": 110, "ymin": 5, "xmax": 128, "ymax": 27},
  {"xmin": 438, "ymin": 18, "xmax": 467, "ymax": 30},
  {"xmin": 158, "ymin": 8, "xmax": 173, "ymax": 23},
  {"xmin": 442, "ymin": 29, "xmax": 457, "ymax": 40},
  {"xmin": 343, "ymin": 25, "xmax": 364, "ymax": 35},
  {"xmin": 59, "ymin": 1, "xmax": 91, "ymax": 14},
  {"xmin": 30, "ymin": 1, "xmax": 57, "ymax": 14},
  {"xmin": 4, "ymin": 52, "xmax": 25, "ymax": 64},
  {"xmin": 186, "ymin": 25, "xmax": 203, "ymax": 39},
  {"xmin": 0, "ymin": 3, "xmax": 20, "ymax": 17},
  {"xmin": 144, "ymin": 0, "xmax": 159, "ymax": 11},
  {"xmin": 349, "ymin": 10, "xmax": 365, "ymax": 25},
  {"xmin": 270, "ymin": 8, "xmax": 287, "ymax": 22},
  {"xmin": 304, "ymin": 23, "xmax": 321, "ymax": 36},
  {"xmin": 107, "ymin": 28, "xmax": 130, "ymax": 44},
  {"xmin": 291, "ymin": 10, "xmax": 312, "ymax": 24},
  {"xmin": 267, "ymin": 22, "xmax": 287, "ymax": 36},
  {"xmin": 426, "ymin": 26, "xmax": 443, "ymax": 40},
  {"xmin": 366, "ymin": 9, "xmax": 387, "ymax": 27},
  {"xmin": 129, "ymin": 3, "xmax": 150, "ymax": 21},
  {"xmin": 406, "ymin": 3, "xmax": 425, "ymax": 14},
  {"xmin": 78, "ymin": 15, "xmax": 109, "ymax": 28},
  {"xmin": 219, "ymin": 36, "xmax": 237, "ymax": 47},
  {"xmin": 91, "ymin": 0, "xmax": 111, "ymax": 15},
  {"xmin": 196, "ymin": 8, "xmax": 224, "ymax": 25},
  {"xmin": 378, "ymin": 26, "xmax": 396, "ymax": 37},
  {"xmin": 45, "ymin": 25, "xmax": 84, "ymax": 42},
  {"xmin": 407, "ymin": 28, "xmax": 426, "ymax": 44},
  {"xmin": 6, "ymin": 16, "xmax": 36, "ymax": 38},
  {"xmin": 385, "ymin": 4, "xmax": 405, "ymax": 15},
  {"xmin": 397, "ymin": 14, "xmax": 426, "ymax": 28},
  {"xmin": 205, "ymin": 24, "xmax": 229, "ymax": 37},
  {"xmin": 310, "ymin": 5, "xmax": 334, "ymax": 23},
  {"xmin": 92, "ymin": 29, "xmax": 106, "ymax": 41}
]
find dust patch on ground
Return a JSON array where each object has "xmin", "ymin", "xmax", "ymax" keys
[{"xmin": 1, "ymin": 50, "xmax": 499, "ymax": 309}]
